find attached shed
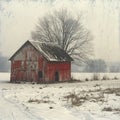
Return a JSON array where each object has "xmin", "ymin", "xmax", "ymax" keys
[{"xmin": 9, "ymin": 40, "xmax": 73, "ymax": 83}]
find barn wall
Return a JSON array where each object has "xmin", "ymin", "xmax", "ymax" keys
[
  {"xmin": 10, "ymin": 43, "xmax": 46, "ymax": 82},
  {"xmin": 45, "ymin": 62, "xmax": 71, "ymax": 82}
]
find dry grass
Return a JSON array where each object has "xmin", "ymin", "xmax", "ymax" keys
[
  {"xmin": 64, "ymin": 91, "xmax": 105, "ymax": 106},
  {"xmin": 102, "ymin": 107, "xmax": 120, "ymax": 112},
  {"xmin": 103, "ymin": 88, "xmax": 120, "ymax": 95},
  {"xmin": 64, "ymin": 92, "xmax": 87, "ymax": 106},
  {"xmin": 102, "ymin": 107, "xmax": 113, "ymax": 111},
  {"xmin": 28, "ymin": 98, "xmax": 54, "ymax": 104},
  {"xmin": 63, "ymin": 87, "xmax": 120, "ymax": 109}
]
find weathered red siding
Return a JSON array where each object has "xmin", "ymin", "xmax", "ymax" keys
[{"xmin": 45, "ymin": 62, "xmax": 71, "ymax": 82}]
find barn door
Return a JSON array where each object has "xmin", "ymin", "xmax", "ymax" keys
[
  {"xmin": 38, "ymin": 71, "xmax": 43, "ymax": 82},
  {"xmin": 55, "ymin": 71, "xmax": 59, "ymax": 81}
]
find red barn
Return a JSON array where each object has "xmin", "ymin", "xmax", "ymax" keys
[{"xmin": 9, "ymin": 40, "xmax": 73, "ymax": 83}]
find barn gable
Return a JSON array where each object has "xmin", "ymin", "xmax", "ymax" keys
[
  {"xmin": 9, "ymin": 40, "xmax": 73, "ymax": 62},
  {"xmin": 10, "ymin": 43, "xmax": 38, "ymax": 61}
]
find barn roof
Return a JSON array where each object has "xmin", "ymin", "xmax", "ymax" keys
[{"xmin": 9, "ymin": 40, "xmax": 73, "ymax": 62}]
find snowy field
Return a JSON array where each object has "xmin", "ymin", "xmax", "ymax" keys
[
  {"xmin": 71, "ymin": 72, "xmax": 120, "ymax": 81},
  {"xmin": 0, "ymin": 73, "xmax": 120, "ymax": 120}
]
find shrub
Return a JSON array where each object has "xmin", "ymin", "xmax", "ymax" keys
[
  {"xmin": 102, "ymin": 75, "xmax": 109, "ymax": 80},
  {"xmin": 92, "ymin": 73, "xmax": 100, "ymax": 80},
  {"xmin": 49, "ymin": 106, "xmax": 53, "ymax": 109},
  {"xmin": 114, "ymin": 76, "xmax": 118, "ymax": 80},
  {"xmin": 39, "ymin": 87, "xmax": 43, "ymax": 89},
  {"xmin": 85, "ymin": 78, "xmax": 89, "ymax": 81}
]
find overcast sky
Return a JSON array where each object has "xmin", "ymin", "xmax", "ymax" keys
[{"xmin": 0, "ymin": 0, "xmax": 120, "ymax": 62}]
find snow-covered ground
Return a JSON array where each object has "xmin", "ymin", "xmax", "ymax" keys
[
  {"xmin": 0, "ymin": 72, "xmax": 120, "ymax": 120},
  {"xmin": 0, "ymin": 73, "xmax": 10, "ymax": 81}
]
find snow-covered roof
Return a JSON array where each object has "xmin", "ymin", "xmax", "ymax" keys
[{"xmin": 9, "ymin": 40, "xmax": 73, "ymax": 62}]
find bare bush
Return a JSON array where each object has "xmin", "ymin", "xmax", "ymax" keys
[
  {"xmin": 64, "ymin": 92, "xmax": 87, "ymax": 106},
  {"xmin": 39, "ymin": 87, "xmax": 43, "ymax": 89},
  {"xmin": 102, "ymin": 75, "xmax": 109, "ymax": 80},
  {"xmin": 49, "ymin": 106, "xmax": 53, "ymax": 109},
  {"xmin": 114, "ymin": 76, "xmax": 118, "ymax": 80},
  {"xmin": 85, "ymin": 78, "xmax": 89, "ymax": 81},
  {"xmin": 92, "ymin": 73, "xmax": 100, "ymax": 81}
]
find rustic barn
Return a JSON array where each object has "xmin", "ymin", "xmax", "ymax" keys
[{"xmin": 9, "ymin": 40, "xmax": 73, "ymax": 83}]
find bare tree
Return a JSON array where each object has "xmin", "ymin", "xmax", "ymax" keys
[{"xmin": 31, "ymin": 9, "xmax": 93, "ymax": 64}]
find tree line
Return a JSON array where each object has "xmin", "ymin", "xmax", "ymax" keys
[{"xmin": 0, "ymin": 53, "xmax": 10, "ymax": 72}]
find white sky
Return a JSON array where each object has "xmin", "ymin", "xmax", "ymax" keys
[{"xmin": 0, "ymin": 0, "xmax": 120, "ymax": 62}]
